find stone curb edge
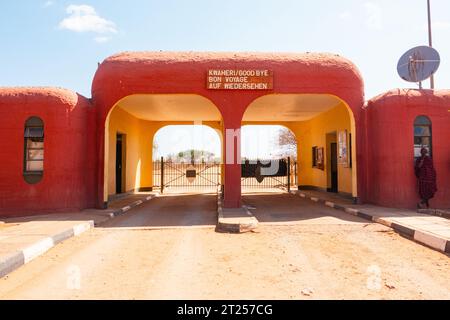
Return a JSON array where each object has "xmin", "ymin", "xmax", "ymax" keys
[
  {"xmin": 109, "ymin": 194, "xmax": 158, "ymax": 219},
  {"xmin": 0, "ymin": 221, "xmax": 93, "ymax": 278},
  {"xmin": 216, "ymin": 191, "xmax": 258, "ymax": 233},
  {"xmin": 292, "ymin": 191, "xmax": 450, "ymax": 254},
  {"xmin": 0, "ymin": 194, "xmax": 158, "ymax": 278}
]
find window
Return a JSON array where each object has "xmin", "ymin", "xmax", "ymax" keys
[
  {"xmin": 24, "ymin": 117, "xmax": 44, "ymax": 184},
  {"xmin": 414, "ymin": 116, "xmax": 432, "ymax": 159}
]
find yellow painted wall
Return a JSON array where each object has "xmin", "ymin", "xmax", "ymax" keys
[
  {"xmin": 107, "ymin": 107, "xmax": 157, "ymax": 197},
  {"xmin": 289, "ymin": 103, "xmax": 355, "ymax": 196},
  {"xmin": 243, "ymin": 102, "xmax": 356, "ymax": 196},
  {"xmin": 105, "ymin": 109, "xmax": 223, "ymax": 200},
  {"xmin": 106, "ymin": 102, "xmax": 353, "ymax": 199}
]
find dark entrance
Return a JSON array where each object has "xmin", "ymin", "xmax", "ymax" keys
[
  {"xmin": 116, "ymin": 134, "xmax": 126, "ymax": 194},
  {"xmin": 329, "ymin": 143, "xmax": 338, "ymax": 193}
]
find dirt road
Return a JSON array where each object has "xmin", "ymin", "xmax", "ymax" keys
[{"xmin": 0, "ymin": 192, "xmax": 449, "ymax": 299}]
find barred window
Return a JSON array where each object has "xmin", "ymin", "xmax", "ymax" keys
[
  {"xmin": 24, "ymin": 117, "xmax": 44, "ymax": 184},
  {"xmin": 414, "ymin": 116, "xmax": 432, "ymax": 159}
]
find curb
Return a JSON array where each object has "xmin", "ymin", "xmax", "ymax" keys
[
  {"xmin": 216, "ymin": 192, "xmax": 259, "ymax": 234},
  {"xmin": 293, "ymin": 191, "xmax": 450, "ymax": 254},
  {"xmin": 0, "ymin": 221, "xmax": 93, "ymax": 278},
  {"xmin": 110, "ymin": 194, "xmax": 158, "ymax": 218},
  {"xmin": 418, "ymin": 208, "xmax": 450, "ymax": 220},
  {"xmin": 0, "ymin": 194, "xmax": 158, "ymax": 278}
]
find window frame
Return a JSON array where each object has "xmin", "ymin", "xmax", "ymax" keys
[
  {"xmin": 413, "ymin": 115, "xmax": 432, "ymax": 160},
  {"xmin": 23, "ymin": 117, "xmax": 44, "ymax": 184}
]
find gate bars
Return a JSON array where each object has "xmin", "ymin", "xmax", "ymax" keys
[
  {"xmin": 153, "ymin": 157, "xmax": 297, "ymax": 193},
  {"xmin": 241, "ymin": 158, "xmax": 297, "ymax": 191},
  {"xmin": 153, "ymin": 158, "xmax": 221, "ymax": 193}
]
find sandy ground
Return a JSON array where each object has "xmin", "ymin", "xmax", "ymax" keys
[{"xmin": 0, "ymin": 192, "xmax": 449, "ymax": 300}]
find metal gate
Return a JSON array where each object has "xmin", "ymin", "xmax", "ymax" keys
[
  {"xmin": 241, "ymin": 158, "xmax": 297, "ymax": 191},
  {"xmin": 153, "ymin": 157, "xmax": 221, "ymax": 193}
]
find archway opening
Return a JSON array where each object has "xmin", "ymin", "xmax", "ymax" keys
[
  {"xmin": 104, "ymin": 94, "xmax": 223, "ymax": 203},
  {"xmin": 242, "ymin": 93, "xmax": 357, "ymax": 201},
  {"xmin": 241, "ymin": 125, "xmax": 297, "ymax": 193},
  {"xmin": 152, "ymin": 125, "xmax": 222, "ymax": 194}
]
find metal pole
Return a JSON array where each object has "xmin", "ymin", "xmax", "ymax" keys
[
  {"xmin": 287, "ymin": 157, "xmax": 291, "ymax": 193},
  {"xmin": 427, "ymin": 0, "xmax": 435, "ymax": 89},
  {"xmin": 160, "ymin": 156, "xmax": 164, "ymax": 194},
  {"xmin": 295, "ymin": 160, "xmax": 298, "ymax": 187}
]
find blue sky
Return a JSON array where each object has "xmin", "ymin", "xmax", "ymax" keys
[{"xmin": 1, "ymin": 0, "xmax": 449, "ymax": 98}]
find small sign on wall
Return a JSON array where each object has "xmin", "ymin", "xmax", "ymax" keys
[
  {"xmin": 312, "ymin": 146, "xmax": 325, "ymax": 170},
  {"xmin": 338, "ymin": 130, "xmax": 349, "ymax": 167},
  {"xmin": 186, "ymin": 166, "xmax": 197, "ymax": 184},
  {"xmin": 317, "ymin": 147, "xmax": 325, "ymax": 170},
  {"xmin": 207, "ymin": 69, "xmax": 274, "ymax": 90}
]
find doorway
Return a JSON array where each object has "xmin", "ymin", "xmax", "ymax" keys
[
  {"xmin": 329, "ymin": 143, "xmax": 338, "ymax": 193},
  {"xmin": 326, "ymin": 132, "xmax": 338, "ymax": 193},
  {"xmin": 240, "ymin": 125, "xmax": 297, "ymax": 193},
  {"xmin": 116, "ymin": 133, "xmax": 126, "ymax": 194}
]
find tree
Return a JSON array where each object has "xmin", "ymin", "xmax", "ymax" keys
[
  {"xmin": 279, "ymin": 127, "xmax": 297, "ymax": 146},
  {"xmin": 275, "ymin": 128, "xmax": 297, "ymax": 159},
  {"xmin": 168, "ymin": 149, "xmax": 217, "ymax": 163},
  {"xmin": 153, "ymin": 141, "xmax": 159, "ymax": 156}
]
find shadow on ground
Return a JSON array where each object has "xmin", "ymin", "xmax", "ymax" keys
[
  {"xmin": 99, "ymin": 193, "xmax": 218, "ymax": 229},
  {"xmin": 243, "ymin": 192, "xmax": 368, "ymax": 224}
]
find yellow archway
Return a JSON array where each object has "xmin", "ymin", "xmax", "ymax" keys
[
  {"xmin": 104, "ymin": 94, "xmax": 223, "ymax": 202},
  {"xmin": 242, "ymin": 93, "xmax": 357, "ymax": 198}
]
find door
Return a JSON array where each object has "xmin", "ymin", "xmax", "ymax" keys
[
  {"xmin": 116, "ymin": 134, "xmax": 124, "ymax": 194},
  {"xmin": 330, "ymin": 142, "xmax": 338, "ymax": 193}
]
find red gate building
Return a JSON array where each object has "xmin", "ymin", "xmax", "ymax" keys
[{"xmin": 0, "ymin": 52, "xmax": 449, "ymax": 216}]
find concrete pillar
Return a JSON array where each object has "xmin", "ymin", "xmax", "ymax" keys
[
  {"xmin": 223, "ymin": 117, "xmax": 242, "ymax": 208},
  {"xmin": 207, "ymin": 94, "xmax": 257, "ymax": 208}
]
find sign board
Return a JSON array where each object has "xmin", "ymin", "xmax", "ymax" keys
[
  {"xmin": 207, "ymin": 69, "xmax": 273, "ymax": 90},
  {"xmin": 317, "ymin": 147, "xmax": 325, "ymax": 170},
  {"xmin": 338, "ymin": 130, "xmax": 349, "ymax": 167},
  {"xmin": 186, "ymin": 166, "xmax": 197, "ymax": 184}
]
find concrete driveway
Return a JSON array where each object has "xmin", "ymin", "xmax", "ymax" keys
[{"xmin": 1, "ymin": 191, "xmax": 449, "ymax": 300}]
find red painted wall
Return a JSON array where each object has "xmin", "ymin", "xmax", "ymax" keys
[
  {"xmin": 3, "ymin": 53, "xmax": 446, "ymax": 215},
  {"xmin": 91, "ymin": 52, "xmax": 365, "ymax": 208},
  {"xmin": 366, "ymin": 89, "xmax": 450, "ymax": 209},
  {"xmin": 0, "ymin": 88, "xmax": 97, "ymax": 217}
]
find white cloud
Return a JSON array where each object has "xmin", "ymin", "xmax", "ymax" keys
[
  {"xmin": 59, "ymin": 5, "xmax": 117, "ymax": 34},
  {"xmin": 43, "ymin": 1, "xmax": 54, "ymax": 7},
  {"xmin": 339, "ymin": 11, "xmax": 352, "ymax": 21},
  {"xmin": 364, "ymin": 2, "xmax": 383, "ymax": 30},
  {"xmin": 94, "ymin": 36, "xmax": 111, "ymax": 43}
]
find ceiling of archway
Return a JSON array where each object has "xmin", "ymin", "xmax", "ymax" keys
[
  {"xmin": 116, "ymin": 94, "xmax": 222, "ymax": 121},
  {"xmin": 243, "ymin": 94, "xmax": 343, "ymax": 122}
]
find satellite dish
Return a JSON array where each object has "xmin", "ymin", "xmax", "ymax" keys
[{"xmin": 397, "ymin": 46, "xmax": 440, "ymax": 83}]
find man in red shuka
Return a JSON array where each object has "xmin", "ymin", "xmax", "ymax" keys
[{"xmin": 414, "ymin": 147, "xmax": 437, "ymax": 209}]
